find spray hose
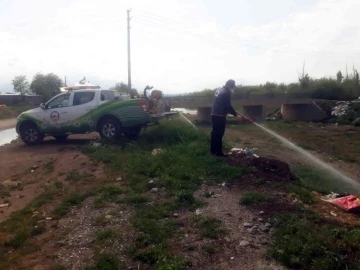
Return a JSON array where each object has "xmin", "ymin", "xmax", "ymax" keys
[{"xmin": 236, "ymin": 112, "xmax": 254, "ymax": 124}]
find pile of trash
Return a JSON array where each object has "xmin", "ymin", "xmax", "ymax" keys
[
  {"xmin": 152, "ymin": 148, "xmax": 164, "ymax": 156},
  {"xmin": 322, "ymin": 193, "xmax": 360, "ymax": 212},
  {"xmin": 331, "ymin": 101, "xmax": 350, "ymax": 117},
  {"xmin": 316, "ymin": 100, "xmax": 360, "ymax": 125},
  {"xmin": 228, "ymin": 148, "xmax": 259, "ymax": 158},
  {"xmin": 228, "ymin": 148, "xmax": 296, "ymax": 181}
]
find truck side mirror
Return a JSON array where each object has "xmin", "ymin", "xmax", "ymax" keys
[{"xmin": 40, "ymin": 103, "xmax": 46, "ymax": 110}]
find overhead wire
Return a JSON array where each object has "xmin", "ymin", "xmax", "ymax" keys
[
  {"xmin": 1, "ymin": 8, "xmax": 359, "ymax": 56},
  {"xmin": 133, "ymin": 9, "xmax": 360, "ymax": 56},
  {"xmin": 132, "ymin": 18, "xmax": 309, "ymax": 56}
]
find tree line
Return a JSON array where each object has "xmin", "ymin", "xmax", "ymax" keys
[
  {"xmin": 11, "ymin": 74, "xmax": 138, "ymax": 102},
  {"xmin": 192, "ymin": 67, "xmax": 360, "ymax": 101}
]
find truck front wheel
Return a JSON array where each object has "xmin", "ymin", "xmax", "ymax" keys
[
  {"xmin": 20, "ymin": 123, "xmax": 44, "ymax": 146},
  {"xmin": 99, "ymin": 118, "xmax": 122, "ymax": 140}
]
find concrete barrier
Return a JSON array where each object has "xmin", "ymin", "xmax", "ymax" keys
[
  {"xmin": 281, "ymin": 101, "xmax": 327, "ymax": 121},
  {"xmin": 243, "ymin": 105, "xmax": 264, "ymax": 122},
  {"xmin": 197, "ymin": 107, "xmax": 212, "ymax": 122}
]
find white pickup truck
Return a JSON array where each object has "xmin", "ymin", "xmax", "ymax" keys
[{"xmin": 16, "ymin": 85, "xmax": 172, "ymax": 145}]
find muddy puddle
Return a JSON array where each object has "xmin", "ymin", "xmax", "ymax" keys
[{"xmin": 0, "ymin": 128, "xmax": 18, "ymax": 146}]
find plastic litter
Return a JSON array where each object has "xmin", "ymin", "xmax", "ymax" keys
[
  {"xmin": 152, "ymin": 148, "xmax": 163, "ymax": 156},
  {"xmin": 323, "ymin": 195, "xmax": 360, "ymax": 212},
  {"xmin": 92, "ymin": 142, "xmax": 102, "ymax": 148},
  {"xmin": 228, "ymin": 148, "xmax": 259, "ymax": 158},
  {"xmin": 331, "ymin": 101, "xmax": 350, "ymax": 117}
]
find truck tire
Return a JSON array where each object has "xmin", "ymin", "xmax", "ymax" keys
[
  {"xmin": 20, "ymin": 123, "xmax": 44, "ymax": 146},
  {"xmin": 99, "ymin": 118, "xmax": 122, "ymax": 140},
  {"xmin": 123, "ymin": 126, "xmax": 142, "ymax": 139},
  {"xmin": 54, "ymin": 135, "xmax": 68, "ymax": 142}
]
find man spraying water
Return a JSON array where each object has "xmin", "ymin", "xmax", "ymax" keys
[{"xmin": 210, "ymin": 79, "xmax": 242, "ymax": 157}]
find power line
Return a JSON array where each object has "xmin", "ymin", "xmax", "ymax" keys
[
  {"xmin": 133, "ymin": 19, "xmax": 308, "ymax": 56},
  {"xmin": 133, "ymin": 10, "xmax": 360, "ymax": 56},
  {"xmin": 135, "ymin": 10, "xmax": 194, "ymax": 28},
  {"xmin": 132, "ymin": 17, "xmax": 360, "ymax": 56}
]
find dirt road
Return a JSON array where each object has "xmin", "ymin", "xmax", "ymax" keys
[
  {"xmin": 0, "ymin": 118, "xmax": 16, "ymax": 131},
  {"xmin": 0, "ymin": 133, "xmax": 100, "ymax": 222}
]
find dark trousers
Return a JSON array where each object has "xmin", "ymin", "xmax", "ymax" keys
[{"xmin": 211, "ymin": 115, "xmax": 226, "ymax": 154}]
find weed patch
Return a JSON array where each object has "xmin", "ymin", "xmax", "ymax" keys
[
  {"xmin": 131, "ymin": 246, "xmax": 187, "ymax": 269},
  {"xmin": 289, "ymin": 185, "xmax": 315, "ymax": 204},
  {"xmin": 199, "ymin": 217, "xmax": 225, "ymax": 239},
  {"xmin": 240, "ymin": 192, "xmax": 274, "ymax": 205},
  {"xmin": 50, "ymin": 264, "xmax": 67, "ymax": 270},
  {"xmin": 85, "ymin": 253, "xmax": 120, "ymax": 270},
  {"xmin": 83, "ymin": 119, "xmax": 243, "ymax": 268},
  {"xmin": 202, "ymin": 244, "xmax": 216, "ymax": 254},
  {"xmin": 65, "ymin": 170, "xmax": 93, "ymax": 182},
  {"xmin": 121, "ymin": 194, "xmax": 150, "ymax": 205},
  {"xmin": 97, "ymin": 185, "xmax": 124, "ymax": 203},
  {"xmin": 43, "ymin": 161, "xmax": 55, "ymax": 173},
  {"xmin": 269, "ymin": 212, "xmax": 360, "ymax": 270},
  {"xmin": 52, "ymin": 193, "xmax": 89, "ymax": 217},
  {"xmin": 94, "ymin": 215, "xmax": 111, "ymax": 227},
  {"xmin": 95, "ymin": 229, "xmax": 116, "ymax": 243}
]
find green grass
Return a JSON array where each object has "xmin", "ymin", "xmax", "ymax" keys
[
  {"xmin": 85, "ymin": 253, "xmax": 121, "ymax": 270},
  {"xmin": 131, "ymin": 246, "xmax": 187, "ymax": 269},
  {"xmin": 43, "ymin": 160, "xmax": 55, "ymax": 173},
  {"xmin": 97, "ymin": 185, "xmax": 123, "ymax": 202},
  {"xmin": 120, "ymin": 194, "xmax": 150, "ymax": 205},
  {"xmin": 54, "ymin": 181, "xmax": 63, "ymax": 189},
  {"xmin": 202, "ymin": 244, "xmax": 216, "ymax": 254},
  {"xmin": 292, "ymin": 165, "xmax": 358, "ymax": 194},
  {"xmin": 64, "ymin": 170, "xmax": 94, "ymax": 182},
  {"xmin": 50, "ymin": 264, "xmax": 67, "ymax": 270},
  {"xmin": 289, "ymin": 185, "xmax": 315, "ymax": 204},
  {"xmin": 52, "ymin": 193, "xmax": 89, "ymax": 217},
  {"xmin": 239, "ymin": 192, "xmax": 274, "ymax": 205},
  {"xmin": 94, "ymin": 215, "xmax": 111, "ymax": 227},
  {"xmin": 269, "ymin": 212, "xmax": 360, "ymax": 270},
  {"xmin": 83, "ymin": 118, "xmax": 244, "ymax": 268},
  {"xmin": 0, "ymin": 189, "xmax": 59, "ymax": 268},
  {"xmin": 0, "ymin": 186, "xmax": 11, "ymax": 198},
  {"xmin": 65, "ymin": 170, "xmax": 80, "ymax": 182},
  {"xmin": 91, "ymin": 185, "xmax": 124, "ymax": 208},
  {"xmin": 199, "ymin": 217, "xmax": 225, "ymax": 239},
  {"xmin": 95, "ymin": 229, "xmax": 116, "ymax": 243}
]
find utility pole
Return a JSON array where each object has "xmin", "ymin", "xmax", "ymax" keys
[
  {"xmin": 127, "ymin": 9, "xmax": 133, "ymax": 98},
  {"xmin": 64, "ymin": 76, "xmax": 67, "ymax": 86}
]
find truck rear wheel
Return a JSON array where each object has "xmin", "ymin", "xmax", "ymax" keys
[
  {"xmin": 20, "ymin": 123, "xmax": 44, "ymax": 146},
  {"xmin": 99, "ymin": 118, "xmax": 122, "ymax": 140},
  {"xmin": 123, "ymin": 126, "xmax": 142, "ymax": 139}
]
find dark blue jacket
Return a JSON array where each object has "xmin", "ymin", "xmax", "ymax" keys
[{"xmin": 211, "ymin": 87, "xmax": 237, "ymax": 117}]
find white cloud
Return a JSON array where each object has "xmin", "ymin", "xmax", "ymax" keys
[{"xmin": 0, "ymin": 0, "xmax": 360, "ymax": 94}]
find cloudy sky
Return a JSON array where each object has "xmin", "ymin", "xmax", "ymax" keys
[{"xmin": 1, "ymin": 0, "xmax": 359, "ymax": 93}]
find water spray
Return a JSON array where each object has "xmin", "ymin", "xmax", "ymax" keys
[{"xmin": 235, "ymin": 112, "xmax": 360, "ymax": 191}]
